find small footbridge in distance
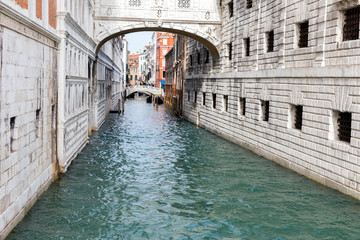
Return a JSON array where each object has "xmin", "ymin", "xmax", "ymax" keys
[{"xmin": 125, "ymin": 85, "xmax": 162, "ymax": 98}]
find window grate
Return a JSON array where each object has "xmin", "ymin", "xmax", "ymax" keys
[
  {"xmin": 267, "ymin": 30, "xmax": 274, "ymax": 52},
  {"xmin": 338, "ymin": 112, "xmax": 352, "ymax": 143},
  {"xmin": 228, "ymin": 1, "xmax": 234, "ymax": 18},
  {"xmin": 212, "ymin": 94, "xmax": 216, "ymax": 109},
  {"xmin": 294, "ymin": 106, "xmax": 303, "ymax": 130},
  {"xmin": 246, "ymin": 0, "xmax": 252, "ymax": 9},
  {"xmin": 343, "ymin": 7, "xmax": 360, "ymax": 41},
  {"xmin": 224, "ymin": 95, "xmax": 228, "ymax": 112},
  {"xmin": 244, "ymin": 38, "xmax": 250, "ymax": 56},
  {"xmin": 298, "ymin": 21, "xmax": 309, "ymax": 48},
  {"xmin": 178, "ymin": 0, "xmax": 190, "ymax": 8},
  {"xmin": 262, "ymin": 101, "xmax": 269, "ymax": 121},
  {"xmin": 228, "ymin": 43, "xmax": 233, "ymax": 60},
  {"xmin": 240, "ymin": 98, "xmax": 246, "ymax": 116},
  {"xmin": 129, "ymin": 0, "xmax": 141, "ymax": 7}
]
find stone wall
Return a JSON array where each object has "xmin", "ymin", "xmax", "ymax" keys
[
  {"xmin": 184, "ymin": 0, "xmax": 360, "ymax": 199},
  {"xmin": 0, "ymin": 1, "xmax": 59, "ymax": 238}
]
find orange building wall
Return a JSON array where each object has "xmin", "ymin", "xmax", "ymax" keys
[
  {"xmin": 155, "ymin": 33, "xmax": 174, "ymax": 88},
  {"xmin": 49, "ymin": 0, "xmax": 57, "ymax": 28},
  {"xmin": 36, "ymin": 0, "xmax": 42, "ymax": 19},
  {"xmin": 14, "ymin": 0, "xmax": 28, "ymax": 9}
]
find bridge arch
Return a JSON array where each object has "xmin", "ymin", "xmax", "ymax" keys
[{"xmin": 95, "ymin": 26, "xmax": 221, "ymax": 59}]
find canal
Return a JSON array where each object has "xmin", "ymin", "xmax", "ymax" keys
[{"xmin": 7, "ymin": 98, "xmax": 360, "ymax": 239}]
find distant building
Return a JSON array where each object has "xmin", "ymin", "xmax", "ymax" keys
[
  {"xmin": 128, "ymin": 53, "xmax": 139, "ymax": 85},
  {"xmin": 155, "ymin": 33, "xmax": 175, "ymax": 88},
  {"xmin": 122, "ymin": 39, "xmax": 129, "ymax": 87},
  {"xmin": 164, "ymin": 35, "xmax": 187, "ymax": 116}
]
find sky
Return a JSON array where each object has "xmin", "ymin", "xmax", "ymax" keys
[{"xmin": 124, "ymin": 32, "xmax": 154, "ymax": 54}]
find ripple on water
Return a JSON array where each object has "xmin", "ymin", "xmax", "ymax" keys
[{"xmin": 7, "ymin": 98, "xmax": 360, "ymax": 240}]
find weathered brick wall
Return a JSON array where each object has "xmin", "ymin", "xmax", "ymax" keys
[{"xmin": 185, "ymin": 0, "xmax": 360, "ymax": 199}]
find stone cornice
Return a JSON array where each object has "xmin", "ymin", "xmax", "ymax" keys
[
  {"xmin": 186, "ymin": 65, "xmax": 360, "ymax": 80},
  {"xmin": 0, "ymin": 1, "xmax": 60, "ymax": 44}
]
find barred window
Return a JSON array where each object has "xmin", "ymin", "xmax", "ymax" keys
[
  {"xmin": 246, "ymin": 0, "xmax": 252, "ymax": 9},
  {"xmin": 239, "ymin": 98, "xmax": 246, "ymax": 116},
  {"xmin": 261, "ymin": 100, "xmax": 270, "ymax": 121},
  {"xmin": 223, "ymin": 95, "xmax": 228, "ymax": 112},
  {"xmin": 291, "ymin": 105, "xmax": 303, "ymax": 130},
  {"xmin": 129, "ymin": 0, "xmax": 141, "ymax": 7},
  {"xmin": 244, "ymin": 38, "xmax": 250, "ymax": 56},
  {"xmin": 343, "ymin": 7, "xmax": 360, "ymax": 41},
  {"xmin": 228, "ymin": 42, "xmax": 233, "ymax": 60},
  {"xmin": 228, "ymin": 1, "xmax": 234, "ymax": 18},
  {"xmin": 178, "ymin": 0, "xmax": 190, "ymax": 8},
  {"xmin": 338, "ymin": 112, "xmax": 352, "ymax": 143},
  {"xmin": 213, "ymin": 94, "xmax": 216, "ymax": 109},
  {"xmin": 267, "ymin": 30, "xmax": 274, "ymax": 52},
  {"xmin": 298, "ymin": 21, "xmax": 309, "ymax": 48}
]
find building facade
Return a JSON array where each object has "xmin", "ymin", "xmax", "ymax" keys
[
  {"xmin": 128, "ymin": 53, "xmax": 139, "ymax": 86},
  {"xmin": 155, "ymin": 32, "xmax": 175, "ymax": 88},
  {"xmin": 165, "ymin": 35, "xmax": 188, "ymax": 116},
  {"xmin": 184, "ymin": 0, "xmax": 360, "ymax": 200},
  {"xmin": 0, "ymin": 0, "xmax": 124, "ymax": 238}
]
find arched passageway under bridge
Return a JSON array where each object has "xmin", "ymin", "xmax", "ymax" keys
[{"xmin": 93, "ymin": 0, "xmax": 221, "ymax": 59}]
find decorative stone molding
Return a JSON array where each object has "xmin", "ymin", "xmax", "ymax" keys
[
  {"xmin": 289, "ymin": 87, "xmax": 303, "ymax": 105},
  {"xmin": 332, "ymin": 86, "xmax": 352, "ymax": 112}
]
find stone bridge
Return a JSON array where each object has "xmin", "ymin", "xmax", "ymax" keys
[
  {"xmin": 93, "ymin": 0, "xmax": 221, "ymax": 58},
  {"xmin": 126, "ymin": 85, "xmax": 162, "ymax": 98}
]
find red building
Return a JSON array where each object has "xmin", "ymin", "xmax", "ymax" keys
[{"xmin": 155, "ymin": 33, "xmax": 175, "ymax": 88}]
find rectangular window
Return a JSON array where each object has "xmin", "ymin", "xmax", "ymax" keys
[
  {"xmin": 194, "ymin": 91, "xmax": 197, "ymax": 104},
  {"xmin": 267, "ymin": 30, "xmax": 274, "ymax": 52},
  {"xmin": 10, "ymin": 117, "xmax": 16, "ymax": 153},
  {"xmin": 130, "ymin": 75, "xmax": 133, "ymax": 80},
  {"xmin": 205, "ymin": 50, "xmax": 210, "ymax": 63},
  {"xmin": 298, "ymin": 21, "xmax": 309, "ymax": 48},
  {"xmin": 135, "ymin": 75, "xmax": 138, "ymax": 80},
  {"xmin": 212, "ymin": 93, "xmax": 216, "ymax": 109},
  {"xmin": 223, "ymin": 95, "xmax": 228, "ymax": 112},
  {"xmin": 203, "ymin": 92, "xmax": 206, "ymax": 106},
  {"xmin": 343, "ymin": 7, "xmax": 360, "ymax": 41},
  {"xmin": 228, "ymin": 43, "xmax": 233, "ymax": 60},
  {"xmin": 246, "ymin": 0, "xmax": 252, "ymax": 9},
  {"xmin": 291, "ymin": 105, "xmax": 303, "ymax": 130},
  {"xmin": 197, "ymin": 53, "xmax": 201, "ymax": 64},
  {"xmin": 239, "ymin": 98, "xmax": 246, "ymax": 116},
  {"xmin": 36, "ymin": 109, "xmax": 41, "ymax": 138},
  {"xmin": 190, "ymin": 55, "xmax": 193, "ymax": 66},
  {"xmin": 338, "ymin": 112, "xmax": 352, "ymax": 143},
  {"xmin": 228, "ymin": 1, "xmax": 234, "ymax": 18},
  {"xmin": 244, "ymin": 38, "xmax": 250, "ymax": 56},
  {"xmin": 261, "ymin": 100, "xmax": 270, "ymax": 121},
  {"xmin": 163, "ymin": 71, "xmax": 166, "ymax": 78}
]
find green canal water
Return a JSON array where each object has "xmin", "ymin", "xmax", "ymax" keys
[{"xmin": 7, "ymin": 98, "xmax": 360, "ymax": 239}]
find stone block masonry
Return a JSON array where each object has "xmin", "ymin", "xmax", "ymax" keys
[
  {"xmin": 0, "ymin": 2, "xmax": 59, "ymax": 238},
  {"xmin": 185, "ymin": 0, "xmax": 360, "ymax": 200}
]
